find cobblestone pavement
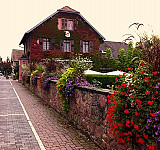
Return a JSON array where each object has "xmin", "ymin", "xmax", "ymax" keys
[
  {"xmin": 0, "ymin": 77, "xmax": 41, "ymax": 150},
  {"xmin": 11, "ymin": 79, "xmax": 100, "ymax": 150}
]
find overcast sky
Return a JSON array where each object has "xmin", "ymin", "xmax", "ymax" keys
[{"xmin": 0, "ymin": 0, "xmax": 160, "ymax": 60}]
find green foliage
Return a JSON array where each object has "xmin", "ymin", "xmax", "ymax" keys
[
  {"xmin": 106, "ymin": 48, "xmax": 112, "ymax": 59},
  {"xmin": 69, "ymin": 56, "xmax": 92, "ymax": 75},
  {"xmin": 56, "ymin": 68, "xmax": 75, "ymax": 112},
  {"xmin": 36, "ymin": 64, "xmax": 46, "ymax": 73},
  {"xmin": 85, "ymin": 74, "xmax": 118, "ymax": 88}
]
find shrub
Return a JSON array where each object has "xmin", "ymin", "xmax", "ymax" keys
[
  {"xmin": 85, "ymin": 74, "xmax": 119, "ymax": 88},
  {"xmin": 106, "ymin": 62, "xmax": 160, "ymax": 149}
]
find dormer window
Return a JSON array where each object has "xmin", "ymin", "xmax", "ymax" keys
[{"xmin": 58, "ymin": 18, "xmax": 77, "ymax": 30}]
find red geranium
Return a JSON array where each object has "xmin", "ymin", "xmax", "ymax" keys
[
  {"xmin": 135, "ymin": 111, "xmax": 139, "ymax": 116},
  {"xmin": 137, "ymin": 138, "xmax": 144, "ymax": 144},
  {"xmin": 150, "ymin": 113, "xmax": 156, "ymax": 117},
  {"xmin": 145, "ymin": 91, "xmax": 150, "ymax": 95},
  {"xmin": 134, "ymin": 124, "xmax": 139, "ymax": 130},
  {"xmin": 148, "ymin": 146, "xmax": 155, "ymax": 150},
  {"xmin": 147, "ymin": 100, "xmax": 154, "ymax": 105},
  {"xmin": 124, "ymin": 109, "xmax": 129, "ymax": 114},
  {"xmin": 152, "ymin": 71, "xmax": 158, "ymax": 75}
]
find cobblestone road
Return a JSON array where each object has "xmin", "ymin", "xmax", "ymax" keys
[{"xmin": 0, "ymin": 77, "xmax": 100, "ymax": 150}]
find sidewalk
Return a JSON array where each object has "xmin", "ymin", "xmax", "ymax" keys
[
  {"xmin": 0, "ymin": 77, "xmax": 41, "ymax": 150},
  {"xmin": 8, "ymin": 77, "xmax": 100, "ymax": 150}
]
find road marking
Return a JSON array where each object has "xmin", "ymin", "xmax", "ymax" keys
[{"xmin": 12, "ymin": 82, "xmax": 46, "ymax": 150}]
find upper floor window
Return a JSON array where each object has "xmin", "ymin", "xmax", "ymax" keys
[
  {"xmin": 80, "ymin": 40, "xmax": 93, "ymax": 53},
  {"xmin": 58, "ymin": 18, "xmax": 77, "ymax": 30}
]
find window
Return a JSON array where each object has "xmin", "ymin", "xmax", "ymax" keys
[
  {"xmin": 60, "ymin": 40, "xmax": 74, "ymax": 52},
  {"xmin": 68, "ymin": 20, "xmax": 74, "ymax": 30},
  {"xmin": 83, "ymin": 41, "xmax": 89, "ymax": 53},
  {"xmin": 80, "ymin": 41, "xmax": 93, "ymax": 53},
  {"xmin": 58, "ymin": 18, "xmax": 77, "ymax": 30},
  {"xmin": 43, "ymin": 38, "xmax": 50, "ymax": 50},
  {"xmin": 64, "ymin": 40, "xmax": 70, "ymax": 52},
  {"xmin": 39, "ymin": 38, "xmax": 55, "ymax": 50}
]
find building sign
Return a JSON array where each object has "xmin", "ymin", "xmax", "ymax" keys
[{"xmin": 65, "ymin": 31, "xmax": 70, "ymax": 37}]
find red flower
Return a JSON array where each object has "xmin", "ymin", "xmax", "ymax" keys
[
  {"xmin": 126, "ymin": 137, "xmax": 131, "ymax": 141},
  {"xmin": 117, "ymin": 123, "xmax": 123, "ymax": 127},
  {"xmin": 145, "ymin": 91, "xmax": 150, "ymax": 95},
  {"xmin": 121, "ymin": 83, "xmax": 126, "ymax": 87},
  {"xmin": 119, "ymin": 99, "xmax": 122, "ymax": 103},
  {"xmin": 150, "ymin": 113, "xmax": 156, "ymax": 117},
  {"xmin": 125, "ymin": 104, "xmax": 127, "ymax": 107},
  {"xmin": 152, "ymin": 71, "xmax": 158, "ymax": 75},
  {"xmin": 115, "ymin": 77, "xmax": 118, "ymax": 81},
  {"xmin": 148, "ymin": 146, "xmax": 155, "ymax": 150},
  {"xmin": 127, "ymin": 68, "xmax": 133, "ymax": 71},
  {"xmin": 143, "ymin": 134, "xmax": 148, "ymax": 139},
  {"xmin": 128, "ymin": 131, "xmax": 132, "ymax": 135},
  {"xmin": 141, "ymin": 70, "xmax": 144, "ymax": 74},
  {"xmin": 155, "ymin": 91, "xmax": 158, "ymax": 94},
  {"xmin": 59, "ymin": 87, "xmax": 63, "ymax": 91},
  {"xmin": 126, "ymin": 124, "xmax": 130, "ymax": 127},
  {"xmin": 144, "ymin": 77, "xmax": 149, "ymax": 81},
  {"xmin": 136, "ymin": 133, "xmax": 140, "ymax": 137},
  {"xmin": 124, "ymin": 109, "xmax": 129, "ymax": 114},
  {"xmin": 137, "ymin": 138, "xmax": 144, "ymax": 144},
  {"xmin": 134, "ymin": 124, "xmax": 139, "ymax": 130},
  {"xmin": 147, "ymin": 100, "xmax": 154, "ymax": 105},
  {"xmin": 130, "ymin": 95, "xmax": 134, "ymax": 99},
  {"xmin": 141, "ymin": 62, "xmax": 144, "ymax": 66},
  {"xmin": 135, "ymin": 111, "xmax": 139, "ymax": 116}
]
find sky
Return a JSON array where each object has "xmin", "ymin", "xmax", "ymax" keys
[{"xmin": 0, "ymin": 0, "xmax": 160, "ymax": 61}]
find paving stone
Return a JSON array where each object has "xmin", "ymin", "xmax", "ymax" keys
[
  {"xmin": 0, "ymin": 77, "xmax": 41, "ymax": 150},
  {"xmin": 0, "ymin": 77, "xmax": 100, "ymax": 150}
]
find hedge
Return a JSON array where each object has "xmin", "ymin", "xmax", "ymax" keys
[{"xmin": 85, "ymin": 74, "xmax": 119, "ymax": 88}]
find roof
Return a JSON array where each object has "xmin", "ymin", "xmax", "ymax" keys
[
  {"xmin": 100, "ymin": 41, "xmax": 128, "ymax": 59},
  {"xmin": 19, "ymin": 6, "xmax": 105, "ymax": 45},
  {"xmin": 57, "ymin": 6, "xmax": 79, "ymax": 13},
  {"xmin": 11, "ymin": 49, "xmax": 24, "ymax": 62}
]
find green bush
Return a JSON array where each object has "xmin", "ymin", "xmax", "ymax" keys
[{"xmin": 85, "ymin": 74, "xmax": 119, "ymax": 88}]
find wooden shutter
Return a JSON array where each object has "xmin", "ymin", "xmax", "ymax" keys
[
  {"xmin": 51, "ymin": 38, "xmax": 55, "ymax": 50},
  {"xmin": 39, "ymin": 38, "xmax": 43, "ymax": 49},
  {"xmin": 60, "ymin": 40, "xmax": 64, "ymax": 51},
  {"xmin": 89, "ymin": 41, "xmax": 93, "ymax": 53},
  {"xmin": 80, "ymin": 40, "xmax": 83, "ymax": 53},
  {"xmin": 71, "ymin": 40, "xmax": 74, "ymax": 52},
  {"xmin": 64, "ymin": 19, "xmax": 67, "ymax": 29},
  {"xmin": 74, "ymin": 19, "xmax": 78, "ymax": 30}
]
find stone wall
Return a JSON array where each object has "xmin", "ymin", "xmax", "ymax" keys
[{"xmin": 23, "ymin": 80, "xmax": 135, "ymax": 150}]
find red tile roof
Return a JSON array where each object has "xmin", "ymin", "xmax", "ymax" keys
[
  {"xmin": 58, "ymin": 6, "xmax": 78, "ymax": 13},
  {"xmin": 11, "ymin": 49, "xmax": 24, "ymax": 61}
]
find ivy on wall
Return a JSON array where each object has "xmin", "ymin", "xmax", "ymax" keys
[{"xmin": 28, "ymin": 12, "xmax": 102, "ymax": 62}]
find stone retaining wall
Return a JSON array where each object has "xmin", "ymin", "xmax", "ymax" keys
[{"xmin": 23, "ymin": 80, "xmax": 137, "ymax": 150}]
